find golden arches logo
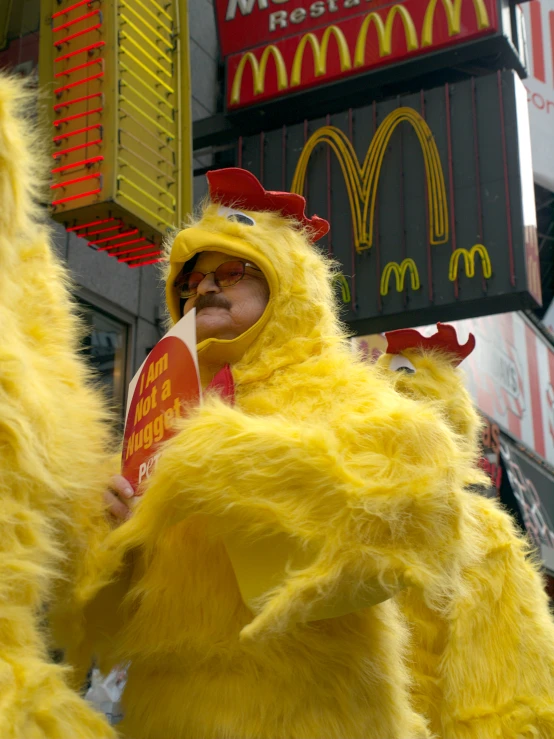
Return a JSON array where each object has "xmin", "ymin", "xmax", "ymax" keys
[
  {"xmin": 291, "ymin": 27, "xmax": 352, "ymax": 87},
  {"xmin": 448, "ymin": 245, "xmax": 492, "ymax": 281},
  {"xmin": 355, "ymin": 6, "xmax": 418, "ymax": 65},
  {"xmin": 380, "ymin": 259, "xmax": 420, "ymax": 295},
  {"xmin": 291, "ymin": 107, "xmax": 448, "ymax": 253},
  {"xmin": 229, "ymin": 0, "xmax": 492, "ymax": 106},
  {"xmin": 230, "ymin": 46, "xmax": 288, "ymax": 105},
  {"xmin": 333, "ymin": 273, "xmax": 352, "ymax": 303},
  {"xmin": 422, "ymin": 0, "xmax": 490, "ymax": 47}
]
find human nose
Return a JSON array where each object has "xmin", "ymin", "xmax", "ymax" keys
[{"xmin": 195, "ymin": 272, "xmax": 220, "ymax": 295}]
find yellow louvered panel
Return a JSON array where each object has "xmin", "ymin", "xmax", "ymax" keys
[{"xmin": 39, "ymin": 0, "xmax": 191, "ymax": 267}]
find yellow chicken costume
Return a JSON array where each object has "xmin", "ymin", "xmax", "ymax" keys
[
  {"xmin": 0, "ymin": 74, "xmax": 115, "ymax": 737},
  {"xmin": 73, "ymin": 168, "xmax": 485, "ymax": 739},
  {"xmin": 377, "ymin": 324, "xmax": 554, "ymax": 739}
]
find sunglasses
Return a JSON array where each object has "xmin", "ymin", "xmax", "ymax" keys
[{"xmin": 174, "ymin": 260, "xmax": 262, "ymax": 299}]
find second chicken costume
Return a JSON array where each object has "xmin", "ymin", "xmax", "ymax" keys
[
  {"xmin": 378, "ymin": 324, "xmax": 554, "ymax": 739},
  {"xmin": 0, "ymin": 73, "xmax": 115, "ymax": 737},
  {"xmin": 76, "ymin": 170, "xmax": 482, "ymax": 739}
]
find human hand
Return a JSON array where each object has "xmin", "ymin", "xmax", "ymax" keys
[{"xmin": 104, "ymin": 475, "xmax": 135, "ymax": 523}]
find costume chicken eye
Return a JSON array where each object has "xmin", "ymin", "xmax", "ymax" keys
[
  {"xmin": 388, "ymin": 355, "xmax": 416, "ymax": 374},
  {"xmin": 216, "ymin": 205, "xmax": 255, "ymax": 226},
  {"xmin": 227, "ymin": 212, "xmax": 255, "ymax": 226}
]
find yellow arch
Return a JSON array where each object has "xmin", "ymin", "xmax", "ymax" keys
[
  {"xmin": 332, "ymin": 273, "xmax": 352, "ymax": 304},
  {"xmin": 292, "ymin": 127, "xmax": 365, "ymax": 249},
  {"xmin": 230, "ymin": 46, "xmax": 288, "ymax": 105},
  {"xmin": 422, "ymin": 0, "xmax": 490, "ymax": 48},
  {"xmin": 354, "ymin": 5, "xmax": 418, "ymax": 66},
  {"xmin": 380, "ymin": 259, "xmax": 420, "ymax": 295},
  {"xmin": 291, "ymin": 26, "xmax": 352, "ymax": 87},
  {"xmin": 363, "ymin": 108, "xmax": 448, "ymax": 251},
  {"xmin": 448, "ymin": 244, "xmax": 492, "ymax": 281},
  {"xmin": 291, "ymin": 107, "xmax": 449, "ymax": 252}
]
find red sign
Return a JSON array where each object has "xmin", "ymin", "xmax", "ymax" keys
[
  {"xmin": 223, "ymin": 0, "xmax": 498, "ymax": 108},
  {"xmin": 216, "ymin": 0, "xmax": 395, "ymax": 57},
  {"xmin": 122, "ymin": 336, "xmax": 200, "ymax": 492}
]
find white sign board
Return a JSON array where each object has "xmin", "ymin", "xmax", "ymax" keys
[{"xmin": 521, "ymin": 0, "xmax": 554, "ymax": 191}]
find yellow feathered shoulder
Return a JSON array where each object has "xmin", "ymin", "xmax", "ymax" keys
[
  {"xmin": 377, "ymin": 333, "xmax": 554, "ymax": 738},
  {"xmin": 0, "ymin": 73, "xmax": 115, "ymax": 738}
]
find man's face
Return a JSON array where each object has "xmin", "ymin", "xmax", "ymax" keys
[{"xmin": 183, "ymin": 251, "xmax": 270, "ymax": 343}]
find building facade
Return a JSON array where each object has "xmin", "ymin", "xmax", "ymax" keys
[{"xmin": 0, "ymin": 0, "xmax": 220, "ymax": 419}]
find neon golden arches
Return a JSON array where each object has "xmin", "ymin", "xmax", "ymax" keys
[
  {"xmin": 230, "ymin": 46, "xmax": 288, "ymax": 105},
  {"xmin": 291, "ymin": 27, "xmax": 352, "ymax": 87},
  {"xmin": 364, "ymin": 107, "xmax": 448, "ymax": 250},
  {"xmin": 292, "ymin": 126, "xmax": 366, "ymax": 250},
  {"xmin": 422, "ymin": 0, "xmax": 490, "ymax": 48},
  {"xmin": 354, "ymin": 6, "xmax": 418, "ymax": 65},
  {"xmin": 448, "ymin": 245, "xmax": 492, "ymax": 281},
  {"xmin": 332, "ymin": 273, "xmax": 352, "ymax": 304},
  {"xmin": 380, "ymin": 259, "xmax": 420, "ymax": 295},
  {"xmin": 291, "ymin": 107, "xmax": 449, "ymax": 252}
]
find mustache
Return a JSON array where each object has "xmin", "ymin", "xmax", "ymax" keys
[{"xmin": 194, "ymin": 293, "xmax": 231, "ymax": 311}]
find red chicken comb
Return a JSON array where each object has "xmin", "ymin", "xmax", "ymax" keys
[
  {"xmin": 206, "ymin": 167, "xmax": 330, "ymax": 242},
  {"xmin": 385, "ymin": 323, "xmax": 476, "ymax": 367}
]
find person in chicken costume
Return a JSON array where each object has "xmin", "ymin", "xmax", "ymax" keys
[
  {"xmin": 74, "ymin": 168, "xmax": 483, "ymax": 739},
  {"xmin": 377, "ymin": 323, "xmax": 554, "ymax": 739},
  {"xmin": 0, "ymin": 74, "xmax": 116, "ymax": 737}
]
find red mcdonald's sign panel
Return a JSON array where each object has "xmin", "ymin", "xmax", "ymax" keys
[
  {"xmin": 216, "ymin": 0, "xmax": 396, "ymax": 57},
  {"xmin": 221, "ymin": 0, "xmax": 499, "ymax": 109}
]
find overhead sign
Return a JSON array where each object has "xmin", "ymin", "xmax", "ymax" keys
[
  {"xmin": 521, "ymin": 0, "xmax": 554, "ymax": 191},
  {"xmin": 500, "ymin": 435, "xmax": 554, "ymax": 572},
  {"xmin": 237, "ymin": 70, "xmax": 540, "ymax": 332},
  {"xmin": 217, "ymin": 0, "xmax": 524, "ymax": 110},
  {"xmin": 39, "ymin": 0, "xmax": 192, "ymax": 268},
  {"xmin": 217, "ymin": 0, "xmax": 495, "ymax": 57}
]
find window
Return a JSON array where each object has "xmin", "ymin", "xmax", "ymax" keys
[{"xmin": 79, "ymin": 302, "xmax": 130, "ymax": 420}]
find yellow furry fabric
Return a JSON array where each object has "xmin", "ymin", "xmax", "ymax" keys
[
  {"xmin": 76, "ymin": 205, "xmax": 482, "ymax": 739},
  {"xmin": 0, "ymin": 73, "xmax": 116, "ymax": 737},
  {"xmin": 378, "ymin": 348, "xmax": 554, "ymax": 738}
]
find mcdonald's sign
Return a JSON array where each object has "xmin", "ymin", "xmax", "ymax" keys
[
  {"xmin": 218, "ymin": 0, "xmax": 525, "ymax": 111},
  {"xmin": 449, "ymin": 246, "xmax": 492, "ymax": 281},
  {"xmin": 235, "ymin": 71, "xmax": 541, "ymax": 333},
  {"xmin": 381, "ymin": 260, "xmax": 421, "ymax": 296},
  {"xmin": 291, "ymin": 107, "xmax": 448, "ymax": 252}
]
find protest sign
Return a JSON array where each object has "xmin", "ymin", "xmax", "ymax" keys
[{"xmin": 122, "ymin": 310, "xmax": 201, "ymax": 492}]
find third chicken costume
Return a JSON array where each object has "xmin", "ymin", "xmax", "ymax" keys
[
  {"xmin": 378, "ymin": 326, "xmax": 554, "ymax": 738},
  {"xmin": 73, "ymin": 170, "xmax": 554, "ymax": 739}
]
